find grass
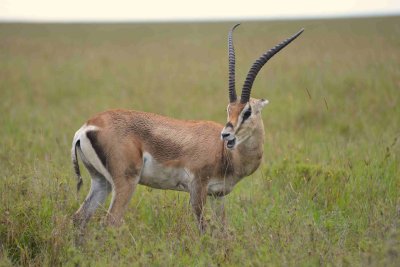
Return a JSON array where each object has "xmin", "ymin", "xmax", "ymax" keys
[{"xmin": 0, "ymin": 16, "xmax": 399, "ymax": 266}]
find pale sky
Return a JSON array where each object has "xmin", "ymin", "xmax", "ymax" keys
[{"xmin": 1, "ymin": 0, "xmax": 399, "ymax": 22}]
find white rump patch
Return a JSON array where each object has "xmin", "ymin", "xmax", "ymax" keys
[{"xmin": 72, "ymin": 124, "xmax": 114, "ymax": 187}]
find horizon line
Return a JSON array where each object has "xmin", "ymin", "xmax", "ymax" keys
[{"xmin": 0, "ymin": 11, "xmax": 399, "ymax": 24}]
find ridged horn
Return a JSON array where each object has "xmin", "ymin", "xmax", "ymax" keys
[
  {"xmin": 240, "ymin": 28, "xmax": 304, "ymax": 104},
  {"xmin": 228, "ymin": 23, "xmax": 240, "ymax": 103}
]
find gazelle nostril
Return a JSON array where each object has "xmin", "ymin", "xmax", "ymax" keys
[{"xmin": 221, "ymin": 133, "xmax": 230, "ymax": 138}]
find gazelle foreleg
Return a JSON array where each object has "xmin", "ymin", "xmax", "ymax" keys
[{"xmin": 189, "ymin": 178, "xmax": 208, "ymax": 233}]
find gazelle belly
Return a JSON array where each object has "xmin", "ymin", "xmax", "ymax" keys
[
  {"xmin": 139, "ymin": 152, "xmax": 194, "ymax": 192},
  {"xmin": 138, "ymin": 152, "xmax": 236, "ymax": 196}
]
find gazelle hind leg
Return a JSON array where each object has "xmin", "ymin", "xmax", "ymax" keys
[
  {"xmin": 73, "ymin": 171, "xmax": 111, "ymax": 230},
  {"xmin": 106, "ymin": 174, "xmax": 140, "ymax": 227},
  {"xmin": 104, "ymin": 144, "xmax": 144, "ymax": 227}
]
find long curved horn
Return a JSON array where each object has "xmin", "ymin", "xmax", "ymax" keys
[
  {"xmin": 240, "ymin": 28, "xmax": 304, "ymax": 104},
  {"xmin": 228, "ymin": 23, "xmax": 240, "ymax": 103}
]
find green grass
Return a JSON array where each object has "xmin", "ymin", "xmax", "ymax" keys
[{"xmin": 0, "ymin": 16, "xmax": 399, "ymax": 266}]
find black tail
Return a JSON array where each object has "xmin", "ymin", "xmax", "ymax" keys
[{"xmin": 72, "ymin": 139, "xmax": 83, "ymax": 193}]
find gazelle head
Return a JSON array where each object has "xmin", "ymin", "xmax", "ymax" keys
[{"xmin": 221, "ymin": 24, "xmax": 304, "ymax": 149}]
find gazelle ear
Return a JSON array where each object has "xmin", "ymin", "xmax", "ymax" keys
[
  {"xmin": 253, "ymin": 98, "xmax": 269, "ymax": 113},
  {"xmin": 260, "ymin": 99, "xmax": 269, "ymax": 107}
]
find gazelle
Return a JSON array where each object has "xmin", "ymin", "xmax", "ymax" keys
[{"xmin": 71, "ymin": 24, "xmax": 303, "ymax": 232}]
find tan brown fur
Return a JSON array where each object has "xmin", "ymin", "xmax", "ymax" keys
[
  {"xmin": 226, "ymin": 102, "xmax": 246, "ymax": 127},
  {"xmin": 88, "ymin": 109, "xmax": 238, "ymax": 179}
]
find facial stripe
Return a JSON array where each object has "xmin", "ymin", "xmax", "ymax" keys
[
  {"xmin": 242, "ymin": 106, "xmax": 252, "ymax": 122},
  {"xmin": 236, "ymin": 103, "xmax": 251, "ymax": 127},
  {"xmin": 225, "ymin": 102, "xmax": 248, "ymax": 132}
]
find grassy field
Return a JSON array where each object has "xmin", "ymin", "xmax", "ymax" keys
[{"xmin": 0, "ymin": 16, "xmax": 399, "ymax": 266}]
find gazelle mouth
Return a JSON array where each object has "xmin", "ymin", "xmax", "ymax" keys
[{"xmin": 227, "ymin": 138, "xmax": 236, "ymax": 149}]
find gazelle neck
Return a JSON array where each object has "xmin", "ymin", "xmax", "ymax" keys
[{"xmin": 227, "ymin": 120, "xmax": 265, "ymax": 179}]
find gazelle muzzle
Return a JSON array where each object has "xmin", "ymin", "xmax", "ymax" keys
[{"xmin": 221, "ymin": 125, "xmax": 236, "ymax": 149}]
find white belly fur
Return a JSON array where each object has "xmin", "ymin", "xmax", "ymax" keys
[
  {"xmin": 139, "ymin": 152, "xmax": 236, "ymax": 195},
  {"xmin": 139, "ymin": 152, "xmax": 194, "ymax": 192}
]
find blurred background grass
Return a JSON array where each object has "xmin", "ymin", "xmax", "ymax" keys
[{"xmin": 0, "ymin": 16, "xmax": 399, "ymax": 266}]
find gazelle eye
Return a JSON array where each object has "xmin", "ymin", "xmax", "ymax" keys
[{"xmin": 243, "ymin": 109, "xmax": 252, "ymax": 121}]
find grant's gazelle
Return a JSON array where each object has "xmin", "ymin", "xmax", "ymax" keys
[{"xmin": 71, "ymin": 24, "xmax": 304, "ymax": 232}]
